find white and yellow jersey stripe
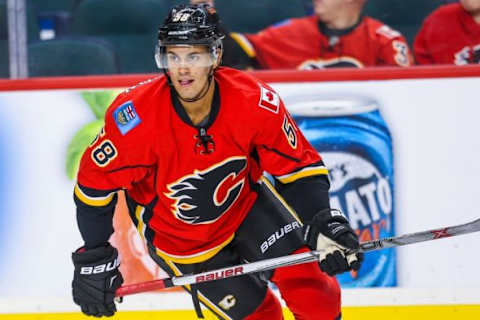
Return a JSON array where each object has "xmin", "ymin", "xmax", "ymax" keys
[{"xmin": 275, "ymin": 163, "xmax": 328, "ymax": 184}]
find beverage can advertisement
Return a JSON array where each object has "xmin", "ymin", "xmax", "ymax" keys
[{"xmin": 286, "ymin": 95, "xmax": 396, "ymax": 287}]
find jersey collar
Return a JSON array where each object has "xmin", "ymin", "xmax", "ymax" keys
[
  {"xmin": 170, "ymin": 80, "xmax": 220, "ymax": 129},
  {"xmin": 317, "ymin": 15, "xmax": 363, "ymax": 38}
]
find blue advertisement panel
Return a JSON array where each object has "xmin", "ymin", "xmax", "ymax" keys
[{"xmin": 288, "ymin": 95, "xmax": 395, "ymax": 287}]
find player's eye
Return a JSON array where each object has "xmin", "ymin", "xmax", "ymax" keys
[
  {"xmin": 187, "ymin": 54, "xmax": 201, "ymax": 63},
  {"xmin": 167, "ymin": 53, "xmax": 180, "ymax": 64}
]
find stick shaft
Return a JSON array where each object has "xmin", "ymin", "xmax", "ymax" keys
[
  {"xmin": 116, "ymin": 218, "xmax": 480, "ymax": 297},
  {"xmin": 115, "ymin": 251, "xmax": 320, "ymax": 297},
  {"xmin": 115, "ymin": 278, "xmax": 171, "ymax": 297},
  {"xmin": 359, "ymin": 218, "xmax": 480, "ymax": 252}
]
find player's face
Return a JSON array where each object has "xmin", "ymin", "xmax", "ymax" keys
[
  {"xmin": 166, "ymin": 45, "xmax": 214, "ymax": 100},
  {"xmin": 460, "ymin": 0, "xmax": 480, "ymax": 13},
  {"xmin": 313, "ymin": 0, "xmax": 344, "ymax": 22}
]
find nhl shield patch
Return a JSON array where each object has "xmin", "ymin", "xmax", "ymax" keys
[{"xmin": 113, "ymin": 101, "xmax": 141, "ymax": 135}]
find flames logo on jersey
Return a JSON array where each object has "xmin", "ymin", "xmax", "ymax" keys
[
  {"xmin": 165, "ymin": 157, "xmax": 248, "ymax": 224},
  {"xmin": 298, "ymin": 57, "xmax": 364, "ymax": 69}
]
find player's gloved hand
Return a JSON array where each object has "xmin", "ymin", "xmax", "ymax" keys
[
  {"xmin": 304, "ymin": 208, "xmax": 363, "ymax": 276},
  {"xmin": 72, "ymin": 243, "xmax": 123, "ymax": 317}
]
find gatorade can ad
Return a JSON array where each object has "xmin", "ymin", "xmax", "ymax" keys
[{"xmin": 287, "ymin": 95, "xmax": 396, "ymax": 287}]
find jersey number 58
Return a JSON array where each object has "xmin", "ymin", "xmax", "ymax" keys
[
  {"xmin": 282, "ymin": 115, "xmax": 297, "ymax": 149},
  {"xmin": 91, "ymin": 140, "xmax": 118, "ymax": 167}
]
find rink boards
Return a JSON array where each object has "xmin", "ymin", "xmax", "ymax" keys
[
  {"xmin": 1, "ymin": 289, "xmax": 479, "ymax": 319},
  {"xmin": 0, "ymin": 66, "xmax": 479, "ymax": 318},
  {"xmin": 0, "ymin": 307, "xmax": 480, "ymax": 320}
]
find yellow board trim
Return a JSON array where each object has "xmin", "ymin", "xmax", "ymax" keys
[
  {"xmin": 154, "ymin": 233, "xmax": 235, "ymax": 264},
  {"xmin": 3, "ymin": 305, "xmax": 480, "ymax": 320},
  {"xmin": 342, "ymin": 305, "xmax": 480, "ymax": 319},
  {"xmin": 277, "ymin": 167, "xmax": 328, "ymax": 184},
  {"xmin": 229, "ymin": 32, "xmax": 256, "ymax": 58},
  {"xmin": 261, "ymin": 176, "xmax": 302, "ymax": 225},
  {"xmin": 73, "ymin": 184, "xmax": 114, "ymax": 207}
]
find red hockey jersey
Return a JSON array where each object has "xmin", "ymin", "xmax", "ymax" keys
[
  {"xmin": 230, "ymin": 15, "xmax": 412, "ymax": 69},
  {"xmin": 414, "ymin": 3, "xmax": 480, "ymax": 65},
  {"xmin": 74, "ymin": 67, "xmax": 327, "ymax": 263}
]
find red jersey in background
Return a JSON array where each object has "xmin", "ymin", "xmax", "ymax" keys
[
  {"xmin": 231, "ymin": 15, "xmax": 412, "ymax": 69},
  {"xmin": 414, "ymin": 3, "xmax": 480, "ymax": 65}
]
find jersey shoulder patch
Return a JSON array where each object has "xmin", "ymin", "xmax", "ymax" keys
[
  {"xmin": 375, "ymin": 25, "xmax": 401, "ymax": 40},
  {"xmin": 258, "ymin": 84, "xmax": 280, "ymax": 114},
  {"xmin": 113, "ymin": 101, "xmax": 141, "ymax": 135}
]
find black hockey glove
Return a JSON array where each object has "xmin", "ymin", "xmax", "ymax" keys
[
  {"xmin": 72, "ymin": 243, "xmax": 123, "ymax": 317},
  {"xmin": 304, "ymin": 208, "xmax": 364, "ymax": 276}
]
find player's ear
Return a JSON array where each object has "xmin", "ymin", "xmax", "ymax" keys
[{"xmin": 213, "ymin": 47, "xmax": 223, "ymax": 68}]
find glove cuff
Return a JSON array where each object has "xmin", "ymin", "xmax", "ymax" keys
[
  {"xmin": 304, "ymin": 208, "xmax": 355, "ymax": 249},
  {"xmin": 310, "ymin": 208, "xmax": 349, "ymax": 225}
]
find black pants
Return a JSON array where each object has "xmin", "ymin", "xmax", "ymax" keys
[{"xmin": 148, "ymin": 180, "xmax": 306, "ymax": 319}]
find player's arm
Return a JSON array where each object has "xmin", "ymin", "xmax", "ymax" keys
[
  {"xmin": 74, "ymin": 183, "xmax": 118, "ymax": 249},
  {"xmin": 72, "ymin": 99, "xmax": 150, "ymax": 317},
  {"xmin": 72, "ymin": 125, "xmax": 125, "ymax": 317},
  {"xmin": 229, "ymin": 27, "xmax": 283, "ymax": 70},
  {"xmin": 225, "ymin": 32, "xmax": 261, "ymax": 69},
  {"xmin": 251, "ymin": 85, "xmax": 329, "ymax": 219},
  {"xmin": 74, "ymin": 120, "xmax": 142, "ymax": 247},
  {"xmin": 376, "ymin": 25, "xmax": 414, "ymax": 66},
  {"xmin": 253, "ymin": 85, "xmax": 363, "ymax": 275}
]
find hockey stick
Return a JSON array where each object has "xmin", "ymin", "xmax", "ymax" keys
[{"xmin": 115, "ymin": 217, "xmax": 480, "ymax": 297}]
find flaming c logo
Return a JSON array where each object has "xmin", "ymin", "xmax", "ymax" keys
[
  {"xmin": 299, "ymin": 57, "xmax": 364, "ymax": 69},
  {"xmin": 165, "ymin": 156, "xmax": 247, "ymax": 224}
]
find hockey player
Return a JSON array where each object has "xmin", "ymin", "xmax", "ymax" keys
[
  {"xmin": 414, "ymin": 0, "xmax": 480, "ymax": 65},
  {"xmin": 192, "ymin": 0, "xmax": 413, "ymax": 69},
  {"xmin": 70, "ymin": 4, "xmax": 362, "ymax": 319}
]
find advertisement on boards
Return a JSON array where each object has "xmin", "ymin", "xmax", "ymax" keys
[
  {"xmin": 0, "ymin": 87, "xmax": 393, "ymax": 306},
  {"xmin": 0, "ymin": 90, "xmax": 166, "ymax": 301},
  {"xmin": 286, "ymin": 95, "xmax": 395, "ymax": 287},
  {"xmin": 1, "ymin": 74, "xmax": 480, "ymax": 312}
]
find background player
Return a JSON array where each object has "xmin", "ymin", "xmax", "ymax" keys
[
  {"xmin": 414, "ymin": 0, "xmax": 480, "ymax": 65},
  {"xmin": 70, "ymin": 4, "xmax": 362, "ymax": 319},
  {"xmin": 192, "ymin": 0, "xmax": 413, "ymax": 69}
]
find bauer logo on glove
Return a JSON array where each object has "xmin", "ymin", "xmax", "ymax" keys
[
  {"xmin": 79, "ymin": 257, "xmax": 121, "ymax": 275},
  {"xmin": 304, "ymin": 208, "xmax": 364, "ymax": 276}
]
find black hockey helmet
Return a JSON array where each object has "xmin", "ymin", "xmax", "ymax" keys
[{"xmin": 155, "ymin": 4, "xmax": 225, "ymax": 69}]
